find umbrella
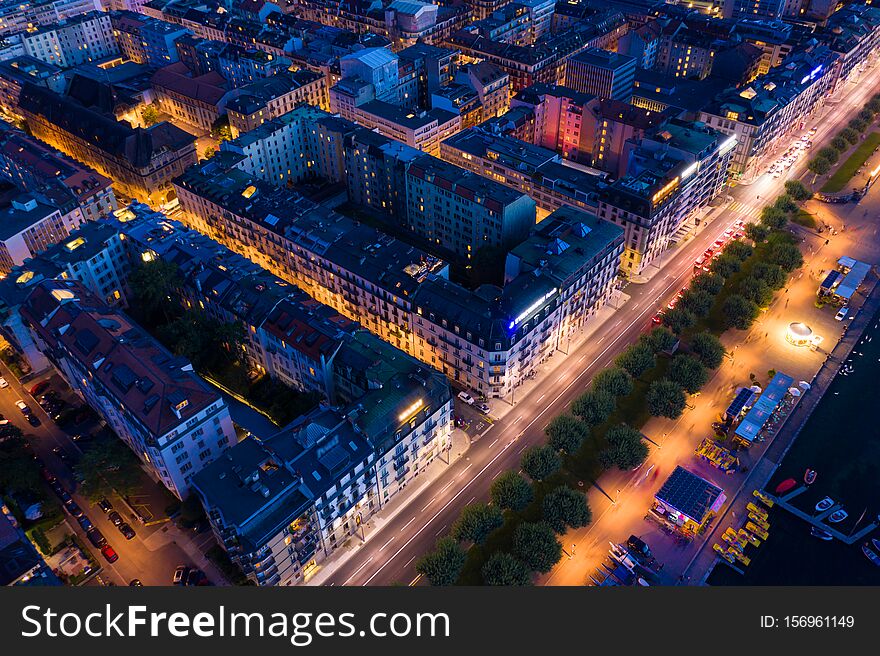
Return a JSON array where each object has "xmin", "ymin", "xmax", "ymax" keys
[
  {"xmin": 789, "ymin": 387, "xmax": 802, "ymax": 397},
  {"xmin": 799, "ymin": 381, "xmax": 811, "ymax": 390}
]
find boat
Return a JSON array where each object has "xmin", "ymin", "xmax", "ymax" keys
[
  {"xmin": 815, "ymin": 497, "xmax": 834, "ymax": 512},
  {"xmin": 829, "ymin": 509, "xmax": 849, "ymax": 523},
  {"xmin": 873, "ymin": 538, "xmax": 880, "ymax": 553},
  {"xmin": 775, "ymin": 478, "xmax": 797, "ymax": 494},
  {"xmin": 804, "ymin": 469, "xmax": 817, "ymax": 485},
  {"xmin": 810, "ymin": 527, "xmax": 833, "ymax": 541},
  {"xmin": 862, "ymin": 543, "xmax": 880, "ymax": 567}
]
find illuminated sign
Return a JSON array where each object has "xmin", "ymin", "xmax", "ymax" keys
[
  {"xmin": 719, "ymin": 135, "xmax": 737, "ymax": 156},
  {"xmin": 398, "ymin": 399, "xmax": 424, "ymax": 422},
  {"xmin": 511, "ymin": 289, "xmax": 558, "ymax": 328},
  {"xmin": 680, "ymin": 161, "xmax": 699, "ymax": 180}
]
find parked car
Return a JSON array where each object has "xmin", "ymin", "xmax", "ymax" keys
[
  {"xmin": 101, "ymin": 545, "xmax": 118, "ymax": 563},
  {"xmin": 78, "ymin": 517, "xmax": 93, "ymax": 532},
  {"xmin": 0, "ymin": 414, "xmax": 7, "ymax": 425},
  {"xmin": 27, "ymin": 414, "xmax": 41, "ymax": 427},
  {"xmin": 0, "ymin": 376, "xmax": 8, "ymax": 388},
  {"xmin": 457, "ymin": 391, "xmax": 475, "ymax": 405},
  {"xmin": 65, "ymin": 501, "xmax": 84, "ymax": 519},
  {"xmin": 173, "ymin": 566, "xmax": 189, "ymax": 585},
  {"xmin": 185, "ymin": 569, "xmax": 205, "ymax": 586},
  {"xmin": 40, "ymin": 466, "xmax": 56, "ymax": 483},
  {"xmin": 119, "ymin": 523, "xmax": 136, "ymax": 540},
  {"xmin": 476, "ymin": 402, "xmax": 490, "ymax": 414},
  {"xmin": 107, "ymin": 510, "xmax": 123, "ymax": 527},
  {"xmin": 29, "ymin": 380, "xmax": 50, "ymax": 396},
  {"xmin": 835, "ymin": 306, "xmax": 849, "ymax": 321},
  {"xmin": 129, "ymin": 579, "xmax": 143, "ymax": 587},
  {"xmin": 15, "ymin": 400, "xmax": 31, "ymax": 415},
  {"xmin": 86, "ymin": 528, "xmax": 106, "ymax": 548},
  {"xmin": 98, "ymin": 498, "xmax": 113, "ymax": 513}
]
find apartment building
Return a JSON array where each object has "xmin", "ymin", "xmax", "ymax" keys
[
  {"xmin": 405, "ymin": 155, "xmax": 535, "ymax": 258},
  {"xmin": 0, "ymin": 185, "xmax": 84, "ymax": 274},
  {"xmin": 21, "ymin": 10, "xmax": 118, "ymax": 68},
  {"xmin": 111, "ymin": 10, "xmax": 191, "ymax": 69},
  {"xmin": 0, "ymin": 0, "xmax": 102, "ymax": 37},
  {"xmin": 226, "ymin": 70, "xmax": 328, "ymax": 139},
  {"xmin": 18, "ymin": 83, "xmax": 197, "ymax": 202},
  {"xmin": 397, "ymin": 42, "xmax": 458, "ymax": 110},
  {"xmin": 0, "ymin": 125, "xmax": 117, "ymax": 223},
  {"xmin": 564, "ymin": 48, "xmax": 636, "ymax": 102},
  {"xmin": 151, "ymin": 61, "xmax": 230, "ymax": 134},
  {"xmin": 20, "ymin": 278, "xmax": 238, "ymax": 499},
  {"xmin": 0, "ymin": 56, "xmax": 65, "ymax": 116},
  {"xmin": 194, "ymin": 347, "xmax": 452, "ymax": 586}
]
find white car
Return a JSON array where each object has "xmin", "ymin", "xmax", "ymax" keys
[
  {"xmin": 0, "ymin": 376, "xmax": 7, "ymax": 388},
  {"xmin": 477, "ymin": 402, "xmax": 491, "ymax": 414},
  {"xmin": 15, "ymin": 399, "xmax": 30, "ymax": 414},
  {"xmin": 457, "ymin": 391, "xmax": 475, "ymax": 405},
  {"xmin": 835, "ymin": 307, "xmax": 849, "ymax": 321}
]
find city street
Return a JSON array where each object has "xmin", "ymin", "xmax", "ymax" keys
[
  {"xmin": 315, "ymin": 63, "xmax": 880, "ymax": 587},
  {"xmin": 0, "ymin": 359, "xmax": 220, "ymax": 586}
]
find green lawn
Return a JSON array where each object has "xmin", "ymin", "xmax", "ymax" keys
[
  {"xmin": 820, "ymin": 131, "xmax": 880, "ymax": 193},
  {"xmin": 791, "ymin": 208, "xmax": 817, "ymax": 229}
]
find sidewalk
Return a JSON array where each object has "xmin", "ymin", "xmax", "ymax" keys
[{"xmin": 305, "ymin": 428, "xmax": 471, "ymax": 586}]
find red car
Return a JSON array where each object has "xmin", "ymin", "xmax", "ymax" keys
[
  {"xmin": 651, "ymin": 312, "xmax": 663, "ymax": 325},
  {"xmin": 29, "ymin": 380, "xmax": 50, "ymax": 396},
  {"xmin": 101, "ymin": 545, "xmax": 118, "ymax": 563}
]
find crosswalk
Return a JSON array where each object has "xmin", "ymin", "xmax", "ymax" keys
[{"xmin": 727, "ymin": 200, "xmax": 762, "ymax": 219}]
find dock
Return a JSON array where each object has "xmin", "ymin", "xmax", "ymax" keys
[{"xmin": 766, "ymin": 486, "xmax": 878, "ymax": 545}]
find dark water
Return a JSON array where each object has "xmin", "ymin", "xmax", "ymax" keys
[{"xmin": 709, "ymin": 305, "xmax": 880, "ymax": 585}]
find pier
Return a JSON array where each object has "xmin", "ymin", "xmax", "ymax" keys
[{"xmin": 767, "ymin": 486, "xmax": 879, "ymax": 545}]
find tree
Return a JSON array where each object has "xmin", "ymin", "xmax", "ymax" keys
[
  {"xmin": 542, "ymin": 486, "xmax": 592, "ymax": 533},
  {"xmin": 724, "ymin": 240, "xmax": 753, "ymax": 262},
  {"xmin": 829, "ymin": 135, "xmax": 848, "ymax": 152},
  {"xmin": 73, "ymin": 435, "xmax": 140, "ymax": 502},
  {"xmin": 592, "ymin": 367, "xmax": 633, "ymax": 397},
  {"xmin": 600, "ymin": 425, "xmax": 648, "ymax": 471},
  {"xmin": 739, "ymin": 277, "xmax": 773, "ymax": 307},
  {"xmin": 512, "ymin": 522, "xmax": 562, "ymax": 573},
  {"xmin": 546, "ymin": 414, "xmax": 588, "ymax": 454},
  {"xmin": 646, "ymin": 379, "xmax": 687, "ymax": 419},
  {"xmin": 451, "ymin": 503, "xmax": 503, "ymax": 545},
  {"xmin": 807, "ymin": 157, "xmax": 832, "ymax": 176},
  {"xmin": 710, "ymin": 253, "xmax": 742, "ymax": 278},
  {"xmin": 868, "ymin": 98, "xmax": 880, "ymax": 114},
  {"xmin": 128, "ymin": 260, "xmax": 183, "ymax": 325},
  {"xmin": 773, "ymin": 194, "xmax": 798, "ymax": 214},
  {"xmin": 744, "ymin": 223, "xmax": 770, "ymax": 243},
  {"xmin": 668, "ymin": 354, "xmax": 708, "ymax": 394},
  {"xmin": 661, "ymin": 306, "xmax": 696, "ymax": 335},
  {"xmin": 416, "ymin": 537, "xmax": 466, "ymax": 586},
  {"xmin": 722, "ymin": 294, "xmax": 759, "ymax": 330},
  {"xmin": 490, "ymin": 471, "xmax": 533, "ymax": 512},
  {"xmin": 159, "ymin": 312, "xmax": 245, "ymax": 373},
  {"xmin": 643, "ymin": 326, "xmax": 679, "ymax": 354},
  {"xmin": 0, "ymin": 436, "xmax": 40, "ymax": 498},
  {"xmin": 615, "ymin": 342, "xmax": 656, "ymax": 378},
  {"xmin": 768, "ymin": 242, "xmax": 803, "ymax": 272},
  {"xmin": 690, "ymin": 332, "xmax": 725, "ymax": 369},
  {"xmin": 839, "ymin": 127, "xmax": 859, "ymax": 145},
  {"xmin": 760, "ymin": 206, "xmax": 788, "ymax": 230},
  {"xmin": 858, "ymin": 108, "xmax": 874, "ymax": 122},
  {"xmin": 571, "ymin": 389, "xmax": 615, "ymax": 426},
  {"xmin": 481, "ymin": 552, "xmax": 532, "ymax": 586},
  {"xmin": 752, "ymin": 262, "xmax": 787, "ymax": 290},
  {"xmin": 202, "ymin": 147, "xmax": 216, "ymax": 160},
  {"xmin": 691, "ymin": 272, "xmax": 725, "ymax": 296},
  {"xmin": 849, "ymin": 118, "xmax": 868, "ymax": 133},
  {"xmin": 521, "ymin": 445, "xmax": 561, "ymax": 482},
  {"xmin": 817, "ymin": 146, "xmax": 840, "ymax": 165},
  {"xmin": 141, "ymin": 105, "xmax": 159, "ymax": 126}
]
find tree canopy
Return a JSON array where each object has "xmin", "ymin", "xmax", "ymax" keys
[
  {"xmin": 73, "ymin": 434, "xmax": 141, "ymax": 502},
  {"xmin": 451, "ymin": 503, "xmax": 504, "ymax": 545},
  {"xmin": 668, "ymin": 354, "xmax": 708, "ymax": 394},
  {"xmin": 416, "ymin": 537, "xmax": 466, "ymax": 586},
  {"xmin": 600, "ymin": 425, "xmax": 648, "ymax": 471},
  {"xmin": 571, "ymin": 389, "xmax": 615, "ymax": 427},
  {"xmin": 615, "ymin": 342, "xmax": 656, "ymax": 378},
  {"xmin": 481, "ymin": 552, "xmax": 532, "ymax": 586},
  {"xmin": 542, "ymin": 486, "xmax": 592, "ymax": 533},
  {"xmin": 521, "ymin": 445, "xmax": 561, "ymax": 482},
  {"xmin": 661, "ymin": 306, "xmax": 697, "ymax": 335},
  {"xmin": 646, "ymin": 379, "xmax": 687, "ymax": 419},
  {"xmin": 690, "ymin": 332, "xmax": 726, "ymax": 369},
  {"xmin": 545, "ymin": 414, "xmax": 589, "ymax": 455},
  {"xmin": 512, "ymin": 522, "xmax": 562, "ymax": 573},
  {"xmin": 490, "ymin": 471, "xmax": 533, "ymax": 512},
  {"xmin": 722, "ymin": 294, "xmax": 759, "ymax": 330}
]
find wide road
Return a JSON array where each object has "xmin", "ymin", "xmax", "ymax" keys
[{"xmin": 323, "ymin": 63, "xmax": 880, "ymax": 587}]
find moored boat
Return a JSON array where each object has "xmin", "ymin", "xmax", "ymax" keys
[
  {"xmin": 810, "ymin": 527, "xmax": 833, "ymax": 541},
  {"xmin": 775, "ymin": 478, "xmax": 797, "ymax": 494},
  {"xmin": 815, "ymin": 497, "xmax": 834, "ymax": 512},
  {"xmin": 862, "ymin": 543, "xmax": 880, "ymax": 567},
  {"xmin": 804, "ymin": 469, "xmax": 817, "ymax": 485},
  {"xmin": 829, "ymin": 509, "xmax": 848, "ymax": 523}
]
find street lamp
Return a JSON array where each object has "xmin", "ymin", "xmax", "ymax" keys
[{"xmin": 614, "ymin": 488, "xmax": 621, "ymax": 505}]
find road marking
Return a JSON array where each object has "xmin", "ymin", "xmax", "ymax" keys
[
  {"xmin": 380, "ymin": 537, "xmax": 395, "ymax": 551},
  {"xmin": 537, "ymin": 394, "xmax": 545, "ymax": 401},
  {"xmin": 343, "ymin": 557, "xmax": 373, "ymax": 585},
  {"xmin": 421, "ymin": 498, "xmax": 436, "ymax": 512},
  {"xmin": 409, "ymin": 574, "xmax": 423, "ymax": 586},
  {"xmin": 489, "ymin": 438, "xmax": 498, "ymax": 447},
  {"xmin": 434, "ymin": 525, "xmax": 446, "ymax": 537},
  {"xmin": 400, "ymin": 517, "xmax": 415, "ymax": 532},
  {"xmin": 513, "ymin": 415, "xmax": 522, "ymax": 424},
  {"xmin": 518, "ymin": 443, "xmax": 529, "ymax": 453}
]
